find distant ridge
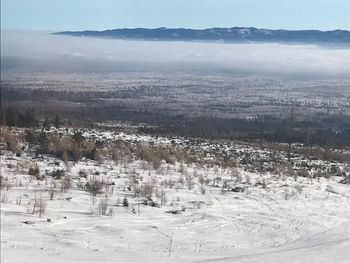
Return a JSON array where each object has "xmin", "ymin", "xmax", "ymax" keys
[{"xmin": 54, "ymin": 27, "xmax": 350, "ymax": 43}]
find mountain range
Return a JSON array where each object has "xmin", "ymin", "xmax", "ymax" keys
[{"xmin": 54, "ymin": 27, "xmax": 350, "ymax": 43}]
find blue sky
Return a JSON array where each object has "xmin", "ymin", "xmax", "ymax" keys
[{"xmin": 1, "ymin": 0, "xmax": 349, "ymax": 31}]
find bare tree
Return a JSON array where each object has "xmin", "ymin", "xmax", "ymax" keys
[
  {"xmin": 96, "ymin": 197, "xmax": 109, "ymax": 215},
  {"xmin": 38, "ymin": 193, "xmax": 46, "ymax": 218},
  {"xmin": 287, "ymin": 105, "xmax": 295, "ymax": 161},
  {"xmin": 61, "ymin": 175, "xmax": 71, "ymax": 193},
  {"xmin": 31, "ymin": 192, "xmax": 38, "ymax": 214},
  {"xmin": 49, "ymin": 180, "xmax": 56, "ymax": 200},
  {"xmin": 185, "ymin": 173, "xmax": 194, "ymax": 190},
  {"xmin": 156, "ymin": 189, "xmax": 167, "ymax": 206}
]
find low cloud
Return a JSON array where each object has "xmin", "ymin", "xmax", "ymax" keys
[{"xmin": 1, "ymin": 30, "xmax": 350, "ymax": 79}]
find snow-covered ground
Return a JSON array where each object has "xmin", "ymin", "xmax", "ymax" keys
[{"xmin": 1, "ymin": 129, "xmax": 350, "ymax": 263}]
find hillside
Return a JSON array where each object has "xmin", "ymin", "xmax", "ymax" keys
[{"xmin": 54, "ymin": 27, "xmax": 350, "ymax": 43}]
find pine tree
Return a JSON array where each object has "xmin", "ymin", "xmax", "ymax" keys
[
  {"xmin": 54, "ymin": 115, "xmax": 61, "ymax": 129},
  {"xmin": 122, "ymin": 196, "xmax": 129, "ymax": 207},
  {"xmin": 43, "ymin": 118, "xmax": 51, "ymax": 130}
]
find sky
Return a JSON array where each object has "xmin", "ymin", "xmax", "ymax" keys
[{"xmin": 1, "ymin": 0, "xmax": 350, "ymax": 31}]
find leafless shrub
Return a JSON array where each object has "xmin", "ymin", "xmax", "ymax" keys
[
  {"xmin": 314, "ymin": 169, "xmax": 330, "ymax": 179},
  {"xmin": 111, "ymin": 149, "xmax": 120, "ymax": 164},
  {"xmin": 53, "ymin": 137, "xmax": 74, "ymax": 159},
  {"xmin": 16, "ymin": 196, "xmax": 22, "ymax": 205},
  {"xmin": 230, "ymin": 168, "xmax": 240, "ymax": 181},
  {"xmin": 295, "ymin": 184, "xmax": 303, "ymax": 194},
  {"xmin": 238, "ymin": 173, "xmax": 243, "ymax": 184},
  {"xmin": 78, "ymin": 170, "xmax": 88, "ymax": 178},
  {"xmin": 61, "ymin": 175, "xmax": 71, "ymax": 193},
  {"xmin": 198, "ymin": 175, "xmax": 205, "ymax": 185},
  {"xmin": 163, "ymin": 179, "xmax": 175, "ymax": 189},
  {"xmin": 298, "ymin": 168, "xmax": 309, "ymax": 178},
  {"xmin": 213, "ymin": 165, "xmax": 220, "ymax": 175},
  {"xmin": 108, "ymin": 207, "xmax": 114, "ymax": 216},
  {"xmin": 185, "ymin": 173, "xmax": 194, "ymax": 190},
  {"xmin": 283, "ymin": 190, "xmax": 290, "ymax": 200},
  {"xmin": 48, "ymin": 180, "xmax": 56, "ymax": 200},
  {"xmin": 28, "ymin": 192, "xmax": 47, "ymax": 218},
  {"xmin": 88, "ymin": 177, "xmax": 104, "ymax": 197},
  {"xmin": 213, "ymin": 176, "xmax": 222, "ymax": 187},
  {"xmin": 1, "ymin": 194, "xmax": 8, "ymax": 203},
  {"xmin": 38, "ymin": 194, "xmax": 46, "ymax": 218},
  {"xmin": 50, "ymin": 169, "xmax": 65, "ymax": 179},
  {"xmin": 28, "ymin": 165, "xmax": 43, "ymax": 180},
  {"xmin": 156, "ymin": 189, "xmax": 167, "ymax": 206},
  {"xmin": 127, "ymin": 172, "xmax": 140, "ymax": 194},
  {"xmin": 140, "ymin": 178, "xmax": 156, "ymax": 199},
  {"xmin": 325, "ymin": 185, "xmax": 338, "ymax": 194},
  {"xmin": 222, "ymin": 158, "xmax": 239, "ymax": 168},
  {"xmin": 72, "ymin": 144, "xmax": 81, "ymax": 161},
  {"xmin": 140, "ymin": 148, "xmax": 161, "ymax": 170},
  {"xmin": 0, "ymin": 128, "xmax": 20, "ymax": 154},
  {"xmin": 179, "ymin": 162, "xmax": 186, "ymax": 175},
  {"xmin": 152, "ymin": 156, "xmax": 162, "ymax": 170},
  {"xmin": 96, "ymin": 198, "xmax": 109, "ymax": 215},
  {"xmin": 0, "ymin": 176, "xmax": 6, "ymax": 190},
  {"xmin": 178, "ymin": 176, "xmax": 185, "ymax": 189},
  {"xmin": 284, "ymin": 163, "xmax": 295, "ymax": 178}
]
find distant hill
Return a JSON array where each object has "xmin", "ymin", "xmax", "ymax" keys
[{"xmin": 54, "ymin": 27, "xmax": 350, "ymax": 43}]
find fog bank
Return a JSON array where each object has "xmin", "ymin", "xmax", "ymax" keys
[{"xmin": 1, "ymin": 30, "xmax": 350, "ymax": 79}]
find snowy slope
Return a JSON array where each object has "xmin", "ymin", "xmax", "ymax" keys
[{"xmin": 1, "ymin": 129, "xmax": 350, "ymax": 263}]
